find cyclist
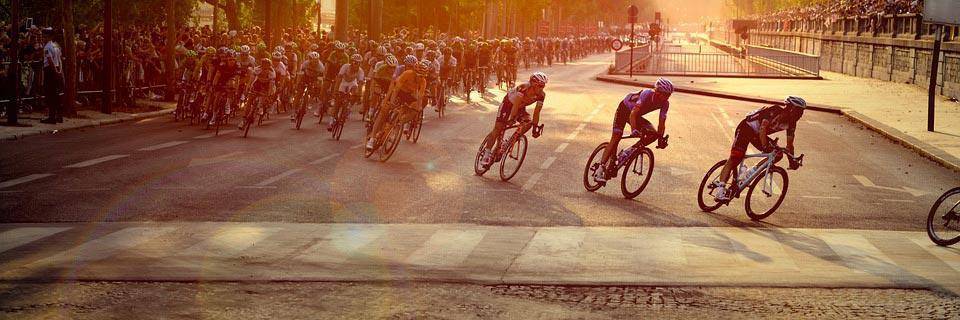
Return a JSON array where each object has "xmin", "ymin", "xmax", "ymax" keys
[
  {"xmin": 327, "ymin": 54, "xmax": 365, "ymax": 131},
  {"xmin": 478, "ymin": 72, "xmax": 548, "ymax": 167},
  {"xmin": 712, "ymin": 96, "xmax": 807, "ymax": 202},
  {"xmin": 367, "ymin": 54, "xmax": 399, "ymax": 120},
  {"xmin": 366, "ymin": 60, "xmax": 430, "ymax": 150},
  {"xmin": 240, "ymin": 57, "xmax": 276, "ymax": 130},
  {"xmin": 593, "ymin": 78, "xmax": 673, "ymax": 183},
  {"xmin": 290, "ymin": 51, "xmax": 325, "ymax": 121}
]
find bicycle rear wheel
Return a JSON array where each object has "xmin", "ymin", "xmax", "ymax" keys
[
  {"xmin": 744, "ymin": 166, "xmax": 789, "ymax": 221},
  {"xmin": 411, "ymin": 110, "xmax": 424, "ymax": 143},
  {"xmin": 474, "ymin": 135, "xmax": 494, "ymax": 176},
  {"xmin": 499, "ymin": 135, "xmax": 528, "ymax": 182},
  {"xmin": 927, "ymin": 187, "xmax": 960, "ymax": 246},
  {"xmin": 582, "ymin": 143, "xmax": 608, "ymax": 192},
  {"xmin": 332, "ymin": 106, "xmax": 346, "ymax": 140},
  {"xmin": 696, "ymin": 160, "xmax": 727, "ymax": 212},
  {"xmin": 620, "ymin": 148, "xmax": 655, "ymax": 199}
]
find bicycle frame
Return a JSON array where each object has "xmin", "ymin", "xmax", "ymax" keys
[{"xmin": 733, "ymin": 150, "xmax": 780, "ymax": 197}]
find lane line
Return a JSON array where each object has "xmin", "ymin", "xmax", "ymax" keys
[
  {"xmin": 237, "ymin": 186, "xmax": 278, "ymax": 189},
  {"xmin": 255, "ymin": 168, "xmax": 304, "ymax": 186},
  {"xmin": 881, "ymin": 199, "xmax": 915, "ymax": 203},
  {"xmin": 541, "ymin": 156, "xmax": 557, "ymax": 170},
  {"xmin": 565, "ymin": 131, "xmax": 580, "ymax": 140},
  {"xmin": 574, "ymin": 123, "xmax": 587, "ymax": 131},
  {"xmin": 64, "ymin": 155, "xmax": 129, "ymax": 168},
  {"xmin": 554, "ymin": 143, "xmax": 569, "ymax": 153},
  {"xmin": 800, "ymin": 195, "xmax": 842, "ymax": 200},
  {"xmin": 193, "ymin": 133, "xmax": 217, "ymax": 139},
  {"xmin": 0, "ymin": 174, "xmax": 55, "ymax": 189},
  {"xmin": 522, "ymin": 173, "xmax": 544, "ymax": 191},
  {"xmin": 350, "ymin": 144, "xmax": 364, "ymax": 149},
  {"xmin": 310, "ymin": 153, "xmax": 341, "ymax": 165},
  {"xmin": 584, "ymin": 114, "xmax": 596, "ymax": 122},
  {"xmin": 709, "ymin": 113, "xmax": 733, "ymax": 141},
  {"xmin": 138, "ymin": 141, "xmax": 188, "ymax": 151}
]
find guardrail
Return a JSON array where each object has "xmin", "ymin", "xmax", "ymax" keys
[
  {"xmin": 612, "ymin": 51, "xmax": 820, "ymax": 78},
  {"xmin": 754, "ymin": 13, "xmax": 958, "ymax": 41},
  {"xmin": 746, "ymin": 45, "xmax": 820, "ymax": 76},
  {"xmin": 613, "ymin": 43, "xmax": 652, "ymax": 73}
]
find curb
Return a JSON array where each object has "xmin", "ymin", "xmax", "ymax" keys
[
  {"xmin": 2, "ymin": 109, "xmax": 174, "ymax": 141},
  {"xmin": 595, "ymin": 74, "xmax": 960, "ymax": 173}
]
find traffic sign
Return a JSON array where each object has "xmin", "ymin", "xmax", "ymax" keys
[
  {"xmin": 611, "ymin": 39, "xmax": 623, "ymax": 51},
  {"xmin": 627, "ymin": 5, "xmax": 638, "ymax": 23}
]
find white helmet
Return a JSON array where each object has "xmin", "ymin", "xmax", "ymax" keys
[
  {"xmin": 239, "ymin": 45, "xmax": 251, "ymax": 54},
  {"xmin": 654, "ymin": 78, "xmax": 674, "ymax": 94},
  {"xmin": 274, "ymin": 45, "xmax": 285, "ymax": 54},
  {"xmin": 404, "ymin": 55, "xmax": 418, "ymax": 66},
  {"xmin": 529, "ymin": 72, "xmax": 548, "ymax": 85},
  {"xmin": 308, "ymin": 51, "xmax": 320, "ymax": 60},
  {"xmin": 385, "ymin": 54, "xmax": 399, "ymax": 67},
  {"xmin": 272, "ymin": 51, "xmax": 283, "ymax": 60},
  {"xmin": 785, "ymin": 96, "xmax": 807, "ymax": 109}
]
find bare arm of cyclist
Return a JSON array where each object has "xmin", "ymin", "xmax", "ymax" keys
[{"xmin": 531, "ymin": 100, "xmax": 544, "ymax": 128}]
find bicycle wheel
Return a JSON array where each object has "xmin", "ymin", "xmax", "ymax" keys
[
  {"xmin": 620, "ymin": 148, "xmax": 655, "ymax": 199},
  {"xmin": 696, "ymin": 160, "xmax": 727, "ymax": 212},
  {"xmin": 379, "ymin": 117, "xmax": 404, "ymax": 162},
  {"xmin": 582, "ymin": 143, "xmax": 608, "ymax": 192},
  {"xmin": 927, "ymin": 187, "xmax": 960, "ymax": 246},
  {"xmin": 411, "ymin": 110, "xmax": 423, "ymax": 143},
  {"xmin": 499, "ymin": 134, "xmax": 528, "ymax": 182},
  {"xmin": 242, "ymin": 102, "xmax": 255, "ymax": 138},
  {"xmin": 474, "ymin": 135, "xmax": 494, "ymax": 176},
  {"xmin": 332, "ymin": 106, "xmax": 346, "ymax": 141},
  {"xmin": 744, "ymin": 166, "xmax": 789, "ymax": 221},
  {"xmin": 295, "ymin": 96, "xmax": 306, "ymax": 130}
]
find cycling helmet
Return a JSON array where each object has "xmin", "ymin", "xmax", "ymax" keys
[
  {"xmin": 206, "ymin": 47, "xmax": 217, "ymax": 55},
  {"xmin": 414, "ymin": 43, "xmax": 425, "ymax": 51},
  {"xmin": 310, "ymin": 44, "xmax": 319, "ymax": 51},
  {"xmin": 385, "ymin": 54, "xmax": 399, "ymax": 67},
  {"xmin": 376, "ymin": 46, "xmax": 388, "ymax": 56},
  {"xmin": 218, "ymin": 46, "xmax": 229, "ymax": 54},
  {"xmin": 240, "ymin": 45, "xmax": 251, "ymax": 54},
  {"xmin": 308, "ymin": 51, "xmax": 320, "ymax": 60},
  {"xmin": 530, "ymin": 72, "xmax": 548, "ymax": 86},
  {"xmin": 274, "ymin": 45, "xmax": 285, "ymax": 53},
  {"xmin": 654, "ymin": 78, "xmax": 674, "ymax": 94},
  {"xmin": 272, "ymin": 51, "xmax": 283, "ymax": 60},
  {"xmin": 404, "ymin": 55, "xmax": 418, "ymax": 66},
  {"xmin": 334, "ymin": 41, "xmax": 346, "ymax": 50},
  {"xmin": 351, "ymin": 54, "xmax": 363, "ymax": 62},
  {"xmin": 415, "ymin": 60, "xmax": 431, "ymax": 75},
  {"xmin": 785, "ymin": 96, "xmax": 807, "ymax": 109},
  {"xmin": 185, "ymin": 50, "xmax": 198, "ymax": 58}
]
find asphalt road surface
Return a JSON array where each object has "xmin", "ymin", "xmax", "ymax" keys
[{"xmin": 2, "ymin": 53, "xmax": 958, "ymax": 231}]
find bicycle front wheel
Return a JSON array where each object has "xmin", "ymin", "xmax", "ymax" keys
[
  {"xmin": 499, "ymin": 135, "xmax": 528, "ymax": 182},
  {"xmin": 744, "ymin": 166, "xmax": 789, "ymax": 221},
  {"xmin": 582, "ymin": 143, "xmax": 608, "ymax": 192},
  {"xmin": 620, "ymin": 148, "xmax": 655, "ymax": 199},
  {"xmin": 697, "ymin": 160, "xmax": 727, "ymax": 212},
  {"xmin": 378, "ymin": 117, "xmax": 404, "ymax": 162},
  {"xmin": 474, "ymin": 135, "xmax": 494, "ymax": 176},
  {"xmin": 927, "ymin": 187, "xmax": 960, "ymax": 246}
]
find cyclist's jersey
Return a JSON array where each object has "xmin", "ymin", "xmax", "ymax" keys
[
  {"xmin": 299, "ymin": 59, "xmax": 325, "ymax": 80},
  {"xmin": 338, "ymin": 64, "xmax": 365, "ymax": 86},
  {"xmin": 251, "ymin": 67, "xmax": 276, "ymax": 94},
  {"xmin": 463, "ymin": 49, "xmax": 478, "ymax": 68},
  {"xmin": 214, "ymin": 61, "xmax": 239, "ymax": 88},
  {"xmin": 439, "ymin": 55, "xmax": 457, "ymax": 79},
  {"xmin": 395, "ymin": 69, "xmax": 426, "ymax": 97},
  {"xmin": 273, "ymin": 60, "xmax": 289, "ymax": 79},
  {"xmin": 621, "ymin": 89, "xmax": 669, "ymax": 120},
  {"xmin": 236, "ymin": 54, "xmax": 257, "ymax": 76},
  {"xmin": 478, "ymin": 46, "xmax": 492, "ymax": 67},
  {"xmin": 372, "ymin": 62, "xmax": 396, "ymax": 80},
  {"xmin": 503, "ymin": 46, "xmax": 518, "ymax": 65},
  {"xmin": 505, "ymin": 83, "xmax": 546, "ymax": 109},
  {"xmin": 744, "ymin": 106, "xmax": 797, "ymax": 135},
  {"xmin": 324, "ymin": 50, "xmax": 350, "ymax": 80}
]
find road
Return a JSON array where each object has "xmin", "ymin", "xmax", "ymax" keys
[{"xmin": 1, "ymin": 53, "xmax": 957, "ymax": 230}]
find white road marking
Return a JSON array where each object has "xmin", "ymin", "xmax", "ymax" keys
[
  {"xmin": 565, "ymin": 131, "xmax": 580, "ymax": 140},
  {"xmin": 709, "ymin": 113, "xmax": 733, "ymax": 141},
  {"xmin": 541, "ymin": 156, "xmax": 557, "ymax": 170},
  {"xmin": 236, "ymin": 186, "xmax": 278, "ymax": 189},
  {"xmin": 136, "ymin": 118, "xmax": 156, "ymax": 124},
  {"xmin": 881, "ymin": 199, "xmax": 915, "ymax": 203},
  {"xmin": 668, "ymin": 167, "xmax": 694, "ymax": 176},
  {"xmin": 188, "ymin": 151, "xmax": 244, "ymax": 167},
  {"xmin": 310, "ymin": 153, "xmax": 341, "ymax": 165},
  {"xmin": 801, "ymin": 195, "xmax": 842, "ymax": 200},
  {"xmin": 0, "ymin": 174, "xmax": 55, "ymax": 189},
  {"xmin": 151, "ymin": 186, "xmax": 199, "ymax": 190},
  {"xmin": 138, "ymin": 140, "xmax": 188, "ymax": 151},
  {"xmin": 522, "ymin": 173, "xmax": 544, "ymax": 191},
  {"xmin": 718, "ymin": 108, "xmax": 736, "ymax": 126},
  {"xmin": 193, "ymin": 133, "xmax": 217, "ymax": 139},
  {"xmin": 65, "ymin": 187, "xmax": 112, "ymax": 192},
  {"xmin": 554, "ymin": 143, "xmax": 569, "ymax": 153},
  {"xmin": 853, "ymin": 175, "xmax": 927, "ymax": 197},
  {"xmin": 350, "ymin": 144, "xmax": 364, "ymax": 149},
  {"xmin": 64, "ymin": 155, "xmax": 129, "ymax": 168},
  {"xmin": 180, "ymin": 226, "xmax": 280, "ymax": 258},
  {"xmin": 574, "ymin": 123, "xmax": 587, "ymax": 131},
  {"xmin": 32, "ymin": 227, "xmax": 175, "ymax": 265},
  {"xmin": 0, "ymin": 227, "xmax": 72, "ymax": 254},
  {"xmin": 295, "ymin": 225, "xmax": 385, "ymax": 264},
  {"xmin": 255, "ymin": 168, "xmax": 303, "ymax": 186},
  {"xmin": 584, "ymin": 114, "xmax": 596, "ymax": 122},
  {"xmin": 405, "ymin": 229, "xmax": 487, "ymax": 267}
]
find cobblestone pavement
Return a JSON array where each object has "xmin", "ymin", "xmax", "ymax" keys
[{"xmin": 1, "ymin": 282, "xmax": 957, "ymax": 319}]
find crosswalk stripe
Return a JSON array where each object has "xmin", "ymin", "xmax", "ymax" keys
[
  {"xmin": 510, "ymin": 228, "xmax": 586, "ymax": 272},
  {"xmin": 294, "ymin": 225, "xmax": 385, "ymax": 264},
  {"xmin": 0, "ymin": 227, "xmax": 72, "ymax": 254},
  {"xmin": 405, "ymin": 229, "xmax": 486, "ymax": 267},
  {"xmin": 820, "ymin": 232, "xmax": 899, "ymax": 273},
  {"xmin": 32, "ymin": 227, "xmax": 175, "ymax": 265},
  {"xmin": 64, "ymin": 155, "xmax": 129, "ymax": 168},
  {"xmin": 179, "ymin": 226, "xmax": 280, "ymax": 258},
  {"xmin": 908, "ymin": 236, "xmax": 960, "ymax": 273},
  {"xmin": 0, "ymin": 174, "xmax": 54, "ymax": 189}
]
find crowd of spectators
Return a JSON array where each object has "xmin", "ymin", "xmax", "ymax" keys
[{"xmin": 752, "ymin": 0, "xmax": 923, "ymax": 23}]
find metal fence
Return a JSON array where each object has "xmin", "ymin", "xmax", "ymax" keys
[
  {"xmin": 615, "ymin": 52, "xmax": 820, "ymax": 77},
  {"xmin": 746, "ymin": 45, "xmax": 821, "ymax": 76},
  {"xmin": 613, "ymin": 43, "xmax": 652, "ymax": 72}
]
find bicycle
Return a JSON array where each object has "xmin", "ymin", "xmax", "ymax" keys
[
  {"xmin": 292, "ymin": 81, "xmax": 321, "ymax": 130},
  {"xmin": 473, "ymin": 121, "xmax": 544, "ymax": 182},
  {"xmin": 696, "ymin": 138, "xmax": 805, "ymax": 221},
  {"xmin": 364, "ymin": 103, "xmax": 418, "ymax": 162},
  {"xmin": 330, "ymin": 90, "xmax": 357, "ymax": 141},
  {"xmin": 239, "ymin": 91, "xmax": 270, "ymax": 138},
  {"xmin": 927, "ymin": 187, "xmax": 960, "ymax": 246},
  {"xmin": 583, "ymin": 134, "xmax": 668, "ymax": 199}
]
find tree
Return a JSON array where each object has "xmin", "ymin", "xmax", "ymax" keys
[{"xmin": 61, "ymin": 0, "xmax": 78, "ymax": 117}]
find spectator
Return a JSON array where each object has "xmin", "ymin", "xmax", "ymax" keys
[{"xmin": 41, "ymin": 27, "xmax": 63, "ymax": 124}]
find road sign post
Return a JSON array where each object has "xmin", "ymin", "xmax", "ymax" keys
[
  {"xmin": 627, "ymin": 5, "xmax": 638, "ymax": 78},
  {"xmin": 922, "ymin": 0, "xmax": 960, "ymax": 132}
]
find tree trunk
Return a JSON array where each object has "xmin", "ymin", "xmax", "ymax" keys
[
  {"xmin": 165, "ymin": 0, "xmax": 177, "ymax": 101},
  {"xmin": 61, "ymin": 0, "xmax": 78, "ymax": 117},
  {"xmin": 226, "ymin": 0, "xmax": 240, "ymax": 31},
  {"xmin": 334, "ymin": 0, "xmax": 347, "ymax": 41}
]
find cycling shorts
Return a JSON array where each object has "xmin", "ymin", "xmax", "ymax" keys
[
  {"xmin": 613, "ymin": 101, "xmax": 657, "ymax": 145},
  {"xmin": 496, "ymin": 97, "xmax": 529, "ymax": 124},
  {"xmin": 731, "ymin": 119, "xmax": 765, "ymax": 158}
]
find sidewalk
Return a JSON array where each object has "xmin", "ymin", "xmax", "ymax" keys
[
  {"xmin": 596, "ymin": 72, "xmax": 960, "ymax": 172},
  {"xmin": 1, "ymin": 222, "xmax": 958, "ymax": 293},
  {"xmin": 0, "ymin": 100, "xmax": 175, "ymax": 141}
]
